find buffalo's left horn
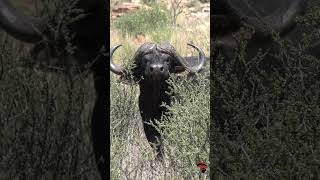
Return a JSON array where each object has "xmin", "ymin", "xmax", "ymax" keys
[
  {"xmin": 0, "ymin": 0, "xmax": 47, "ymax": 43},
  {"xmin": 110, "ymin": 45, "xmax": 126, "ymax": 75},
  {"xmin": 177, "ymin": 43, "xmax": 206, "ymax": 73}
]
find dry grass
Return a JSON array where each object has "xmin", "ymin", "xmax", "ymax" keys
[{"xmin": 110, "ymin": 14, "xmax": 210, "ymax": 58}]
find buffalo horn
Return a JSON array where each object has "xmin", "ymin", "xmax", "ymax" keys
[
  {"xmin": 0, "ymin": 0, "xmax": 47, "ymax": 43},
  {"xmin": 176, "ymin": 43, "xmax": 206, "ymax": 73},
  {"xmin": 110, "ymin": 45, "xmax": 126, "ymax": 76}
]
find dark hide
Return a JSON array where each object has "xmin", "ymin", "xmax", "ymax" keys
[
  {"xmin": 132, "ymin": 43, "xmax": 185, "ymax": 159},
  {"xmin": 138, "ymin": 79, "xmax": 171, "ymax": 159}
]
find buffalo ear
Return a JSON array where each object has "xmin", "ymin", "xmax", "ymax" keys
[
  {"xmin": 117, "ymin": 63, "xmax": 141, "ymax": 85},
  {"xmin": 171, "ymin": 56, "xmax": 186, "ymax": 74},
  {"xmin": 173, "ymin": 66, "xmax": 186, "ymax": 73}
]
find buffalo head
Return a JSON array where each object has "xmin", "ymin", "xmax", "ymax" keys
[{"xmin": 110, "ymin": 42, "xmax": 206, "ymax": 81}]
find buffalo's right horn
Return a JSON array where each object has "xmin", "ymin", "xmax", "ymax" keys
[
  {"xmin": 110, "ymin": 45, "xmax": 126, "ymax": 76},
  {"xmin": 176, "ymin": 43, "xmax": 206, "ymax": 73},
  {"xmin": 0, "ymin": 0, "xmax": 47, "ymax": 43}
]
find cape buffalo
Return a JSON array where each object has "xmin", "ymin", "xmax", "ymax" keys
[
  {"xmin": 110, "ymin": 42, "xmax": 207, "ymax": 159},
  {"xmin": 212, "ymin": 0, "xmax": 319, "ymax": 177},
  {"xmin": 0, "ymin": 0, "xmax": 108, "ymax": 179}
]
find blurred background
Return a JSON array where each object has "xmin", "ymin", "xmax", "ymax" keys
[{"xmin": 0, "ymin": 0, "xmax": 100, "ymax": 179}]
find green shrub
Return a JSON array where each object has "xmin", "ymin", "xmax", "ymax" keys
[
  {"xmin": 160, "ymin": 69, "xmax": 210, "ymax": 178},
  {"xmin": 149, "ymin": 26, "xmax": 173, "ymax": 43},
  {"xmin": 113, "ymin": 6, "xmax": 171, "ymax": 37},
  {"xmin": 142, "ymin": 0, "xmax": 157, "ymax": 6}
]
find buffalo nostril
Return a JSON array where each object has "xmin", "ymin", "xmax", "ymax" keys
[
  {"xmin": 150, "ymin": 67, "xmax": 154, "ymax": 72},
  {"xmin": 160, "ymin": 67, "xmax": 164, "ymax": 72}
]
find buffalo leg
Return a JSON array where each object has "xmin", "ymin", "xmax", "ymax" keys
[{"xmin": 143, "ymin": 121, "xmax": 164, "ymax": 159}]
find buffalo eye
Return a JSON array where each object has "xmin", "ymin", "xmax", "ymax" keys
[{"xmin": 142, "ymin": 58, "xmax": 148, "ymax": 65}]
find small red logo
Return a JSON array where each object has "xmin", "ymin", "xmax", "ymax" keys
[{"xmin": 196, "ymin": 161, "xmax": 208, "ymax": 173}]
